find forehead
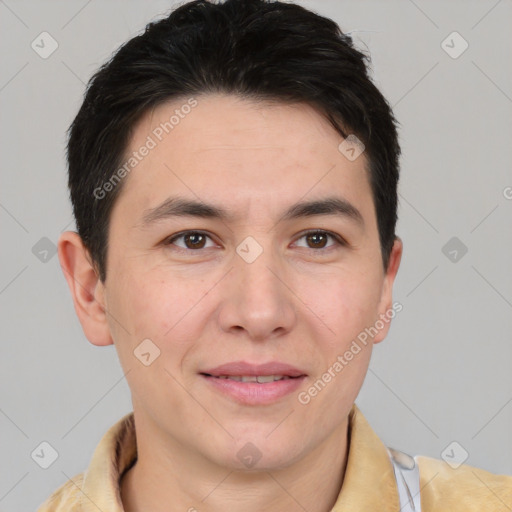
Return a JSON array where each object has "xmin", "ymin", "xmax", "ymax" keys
[
  {"xmin": 139, "ymin": 94, "xmax": 344, "ymax": 156},
  {"xmin": 115, "ymin": 94, "xmax": 373, "ymax": 220}
]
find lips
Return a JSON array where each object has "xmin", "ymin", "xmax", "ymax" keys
[{"xmin": 200, "ymin": 361, "xmax": 307, "ymax": 405}]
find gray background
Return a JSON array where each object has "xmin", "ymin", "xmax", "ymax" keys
[{"xmin": 0, "ymin": 0, "xmax": 511, "ymax": 510}]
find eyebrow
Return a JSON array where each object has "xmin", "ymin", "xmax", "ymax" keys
[{"xmin": 139, "ymin": 196, "xmax": 364, "ymax": 228}]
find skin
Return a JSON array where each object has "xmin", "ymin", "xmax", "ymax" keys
[{"xmin": 58, "ymin": 94, "xmax": 402, "ymax": 512}]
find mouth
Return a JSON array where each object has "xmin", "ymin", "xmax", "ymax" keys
[
  {"xmin": 201, "ymin": 374, "xmax": 299, "ymax": 383},
  {"xmin": 199, "ymin": 361, "xmax": 307, "ymax": 405}
]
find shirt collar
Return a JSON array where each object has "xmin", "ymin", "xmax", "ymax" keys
[
  {"xmin": 332, "ymin": 404, "xmax": 400, "ymax": 510},
  {"xmin": 81, "ymin": 411, "xmax": 136, "ymax": 510},
  {"xmin": 81, "ymin": 403, "xmax": 399, "ymax": 511}
]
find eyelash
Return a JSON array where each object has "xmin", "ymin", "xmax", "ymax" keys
[{"xmin": 164, "ymin": 230, "xmax": 346, "ymax": 253}]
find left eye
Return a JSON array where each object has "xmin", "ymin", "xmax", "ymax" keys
[
  {"xmin": 294, "ymin": 230, "xmax": 342, "ymax": 250},
  {"xmin": 166, "ymin": 231, "xmax": 216, "ymax": 250}
]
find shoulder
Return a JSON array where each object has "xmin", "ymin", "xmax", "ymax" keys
[
  {"xmin": 37, "ymin": 472, "xmax": 85, "ymax": 512},
  {"xmin": 417, "ymin": 455, "xmax": 512, "ymax": 511}
]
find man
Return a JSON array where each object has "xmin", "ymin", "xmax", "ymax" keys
[{"xmin": 38, "ymin": 0, "xmax": 512, "ymax": 510}]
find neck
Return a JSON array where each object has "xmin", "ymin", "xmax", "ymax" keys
[{"xmin": 121, "ymin": 414, "xmax": 350, "ymax": 512}]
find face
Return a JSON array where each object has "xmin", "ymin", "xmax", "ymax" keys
[{"xmin": 65, "ymin": 94, "xmax": 401, "ymax": 471}]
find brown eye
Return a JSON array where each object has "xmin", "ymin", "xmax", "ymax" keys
[
  {"xmin": 183, "ymin": 233, "xmax": 206, "ymax": 249},
  {"xmin": 294, "ymin": 230, "xmax": 342, "ymax": 250},
  {"xmin": 305, "ymin": 232, "xmax": 329, "ymax": 249},
  {"xmin": 166, "ymin": 231, "xmax": 215, "ymax": 250}
]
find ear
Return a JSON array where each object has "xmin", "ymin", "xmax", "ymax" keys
[
  {"xmin": 373, "ymin": 237, "xmax": 403, "ymax": 344},
  {"xmin": 58, "ymin": 231, "xmax": 113, "ymax": 346}
]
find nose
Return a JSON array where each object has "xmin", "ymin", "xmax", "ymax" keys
[{"xmin": 217, "ymin": 245, "xmax": 297, "ymax": 342}]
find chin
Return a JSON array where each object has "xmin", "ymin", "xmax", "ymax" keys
[{"xmin": 235, "ymin": 439, "xmax": 301, "ymax": 472}]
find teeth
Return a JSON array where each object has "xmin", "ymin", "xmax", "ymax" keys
[
  {"xmin": 256, "ymin": 375, "xmax": 279, "ymax": 383},
  {"xmin": 216, "ymin": 375, "xmax": 291, "ymax": 382}
]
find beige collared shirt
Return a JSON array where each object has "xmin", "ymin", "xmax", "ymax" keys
[{"xmin": 37, "ymin": 404, "xmax": 512, "ymax": 511}]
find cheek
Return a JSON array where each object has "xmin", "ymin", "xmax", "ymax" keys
[
  {"xmin": 116, "ymin": 277, "xmax": 165, "ymax": 334},
  {"xmin": 110, "ymin": 268, "xmax": 214, "ymax": 356},
  {"xmin": 296, "ymin": 266, "xmax": 383, "ymax": 346},
  {"xmin": 107, "ymin": 272, "xmax": 203, "ymax": 400},
  {"xmin": 105, "ymin": 268, "xmax": 172, "ymax": 350}
]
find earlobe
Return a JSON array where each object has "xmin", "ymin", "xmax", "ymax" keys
[
  {"xmin": 57, "ymin": 231, "xmax": 113, "ymax": 346},
  {"xmin": 373, "ymin": 237, "xmax": 403, "ymax": 344}
]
